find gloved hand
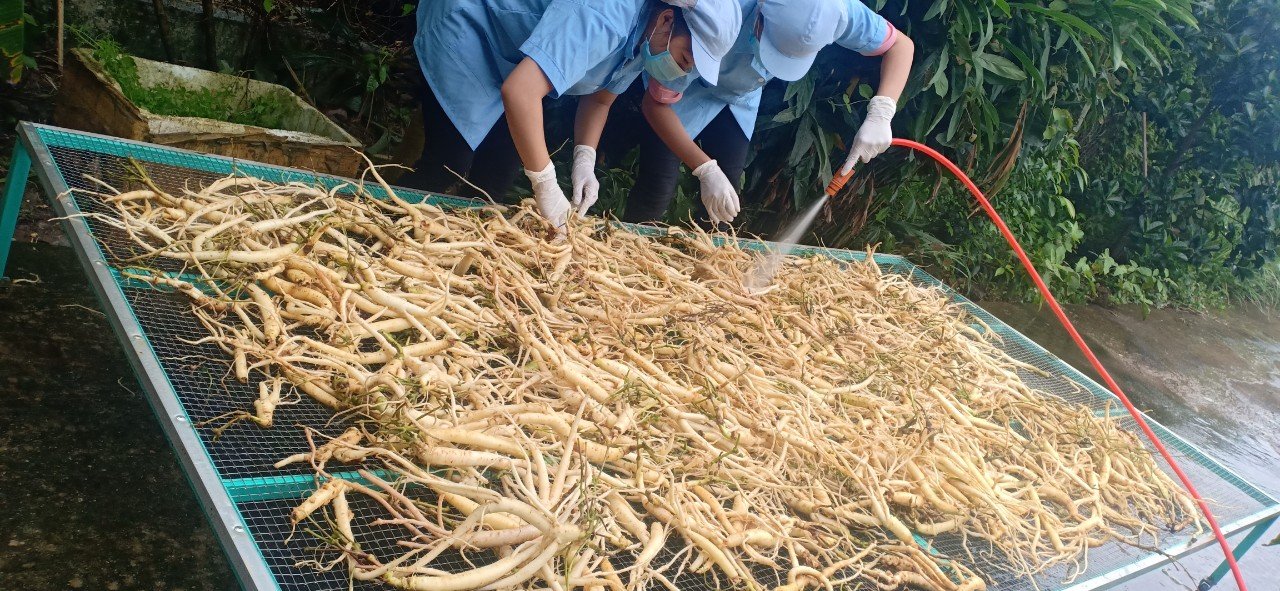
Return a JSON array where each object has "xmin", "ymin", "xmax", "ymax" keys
[
  {"xmin": 692, "ymin": 160, "xmax": 741, "ymax": 225},
  {"xmin": 840, "ymin": 95, "xmax": 897, "ymax": 175},
  {"xmin": 524, "ymin": 162, "xmax": 570, "ymax": 229},
  {"xmin": 570, "ymin": 145, "xmax": 600, "ymax": 217}
]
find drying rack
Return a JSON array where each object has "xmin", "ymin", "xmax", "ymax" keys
[{"xmin": 3, "ymin": 122, "xmax": 1276, "ymax": 591}]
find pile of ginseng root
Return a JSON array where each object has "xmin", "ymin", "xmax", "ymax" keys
[{"xmin": 85, "ymin": 165, "xmax": 1202, "ymax": 591}]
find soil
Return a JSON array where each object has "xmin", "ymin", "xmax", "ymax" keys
[{"xmin": 0, "ymin": 242, "xmax": 237, "ymax": 590}]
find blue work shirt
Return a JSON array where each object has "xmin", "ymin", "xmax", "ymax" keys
[
  {"xmin": 670, "ymin": 0, "xmax": 895, "ymax": 140},
  {"xmin": 415, "ymin": 0, "xmax": 649, "ymax": 149}
]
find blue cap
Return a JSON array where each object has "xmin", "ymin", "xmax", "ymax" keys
[{"xmin": 758, "ymin": 0, "xmax": 844, "ymax": 82}]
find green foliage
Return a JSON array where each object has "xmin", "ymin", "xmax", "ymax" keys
[
  {"xmin": 1068, "ymin": 0, "xmax": 1280, "ymax": 307},
  {"xmin": 734, "ymin": 0, "xmax": 1278, "ymax": 309},
  {"xmin": 1235, "ymin": 262, "xmax": 1280, "ymax": 311},
  {"xmin": 855, "ymin": 117, "xmax": 1174, "ymax": 310},
  {"xmin": 747, "ymin": 0, "xmax": 1195, "ymax": 212},
  {"xmin": 0, "ymin": 0, "xmax": 25, "ymax": 83},
  {"xmin": 87, "ymin": 37, "xmax": 296, "ymax": 130},
  {"xmin": 2, "ymin": 9, "xmax": 49, "ymax": 171},
  {"xmin": 229, "ymin": 0, "xmax": 418, "ymax": 130}
]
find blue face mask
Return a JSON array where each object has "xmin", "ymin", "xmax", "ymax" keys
[{"xmin": 642, "ymin": 28, "xmax": 691, "ymax": 83}]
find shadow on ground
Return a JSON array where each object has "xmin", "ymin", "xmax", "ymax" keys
[{"xmin": 0, "ymin": 242, "xmax": 236, "ymax": 591}]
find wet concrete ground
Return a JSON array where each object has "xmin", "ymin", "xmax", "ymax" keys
[
  {"xmin": 982, "ymin": 302, "xmax": 1280, "ymax": 590},
  {"xmin": 0, "ymin": 240, "xmax": 1276, "ymax": 590}
]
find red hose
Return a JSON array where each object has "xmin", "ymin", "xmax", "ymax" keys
[{"xmin": 830, "ymin": 139, "xmax": 1248, "ymax": 590}]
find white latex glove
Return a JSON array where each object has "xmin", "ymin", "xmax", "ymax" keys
[
  {"xmin": 840, "ymin": 95, "xmax": 897, "ymax": 175},
  {"xmin": 570, "ymin": 145, "xmax": 600, "ymax": 217},
  {"xmin": 524, "ymin": 162, "xmax": 570, "ymax": 229},
  {"xmin": 691, "ymin": 160, "xmax": 741, "ymax": 225}
]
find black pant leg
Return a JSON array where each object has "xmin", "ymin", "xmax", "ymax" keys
[
  {"xmin": 622, "ymin": 121, "xmax": 683, "ymax": 223},
  {"xmin": 398, "ymin": 82, "xmax": 477, "ymax": 193},
  {"xmin": 465, "ymin": 114, "xmax": 524, "ymax": 203},
  {"xmin": 699, "ymin": 109, "xmax": 750, "ymax": 191},
  {"xmin": 690, "ymin": 108, "xmax": 750, "ymax": 229}
]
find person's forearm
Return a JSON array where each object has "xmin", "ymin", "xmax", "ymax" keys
[
  {"xmin": 875, "ymin": 33, "xmax": 914, "ymax": 101},
  {"xmin": 574, "ymin": 90, "xmax": 617, "ymax": 149},
  {"xmin": 641, "ymin": 94, "xmax": 710, "ymax": 169},
  {"xmin": 501, "ymin": 57, "xmax": 555, "ymax": 171}
]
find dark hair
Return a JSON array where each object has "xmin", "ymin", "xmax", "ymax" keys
[{"xmin": 648, "ymin": 1, "xmax": 689, "ymax": 35}]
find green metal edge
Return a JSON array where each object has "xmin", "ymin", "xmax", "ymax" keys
[
  {"xmin": 31, "ymin": 124, "xmax": 475, "ymax": 208},
  {"xmin": 224, "ymin": 469, "xmax": 397, "ymax": 504},
  {"xmin": 0, "ymin": 140, "xmax": 32, "ymax": 275},
  {"xmin": 19, "ymin": 123, "xmax": 282, "ymax": 591}
]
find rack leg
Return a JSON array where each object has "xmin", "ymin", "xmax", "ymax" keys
[
  {"xmin": 1198, "ymin": 515, "xmax": 1277, "ymax": 590},
  {"xmin": 1, "ymin": 143, "xmax": 33, "ymax": 278}
]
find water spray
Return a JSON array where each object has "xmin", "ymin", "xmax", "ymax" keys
[
  {"xmin": 745, "ymin": 165, "xmax": 858, "ymax": 292},
  {"xmin": 745, "ymin": 194, "xmax": 829, "ymax": 293}
]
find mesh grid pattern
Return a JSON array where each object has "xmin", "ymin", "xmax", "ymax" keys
[
  {"xmin": 237, "ymin": 477, "xmax": 802, "ymax": 591},
  {"xmin": 122, "ymin": 286, "xmax": 351, "ymax": 479},
  {"xmin": 238, "ymin": 492, "xmax": 796, "ymax": 591},
  {"xmin": 23, "ymin": 125, "xmax": 1278, "ymax": 591},
  {"xmin": 239, "ymin": 490, "xmax": 510, "ymax": 591}
]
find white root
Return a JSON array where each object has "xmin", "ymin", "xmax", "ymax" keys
[{"xmin": 94, "ymin": 170, "xmax": 1200, "ymax": 591}]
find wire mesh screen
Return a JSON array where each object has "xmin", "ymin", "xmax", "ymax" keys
[{"xmin": 22, "ymin": 124, "xmax": 1279, "ymax": 591}]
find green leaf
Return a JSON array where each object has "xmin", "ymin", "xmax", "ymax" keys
[
  {"xmin": 999, "ymin": 37, "xmax": 1043, "ymax": 90},
  {"xmin": 263, "ymin": 0, "xmax": 275, "ymax": 12},
  {"xmin": 933, "ymin": 69, "xmax": 950, "ymax": 97},
  {"xmin": 1067, "ymin": 35, "xmax": 1096, "ymax": 77},
  {"xmin": 974, "ymin": 52, "xmax": 1027, "ymax": 81},
  {"xmin": 923, "ymin": 0, "xmax": 948, "ymax": 21},
  {"xmin": 784, "ymin": 80, "xmax": 801, "ymax": 102},
  {"xmin": 927, "ymin": 46, "xmax": 951, "ymax": 97},
  {"xmin": 1010, "ymin": 3, "xmax": 1105, "ymax": 41},
  {"xmin": 787, "ymin": 118, "xmax": 817, "ymax": 163},
  {"xmin": 1110, "ymin": 33, "xmax": 1127, "ymax": 71},
  {"xmin": 772, "ymin": 108, "xmax": 799, "ymax": 124}
]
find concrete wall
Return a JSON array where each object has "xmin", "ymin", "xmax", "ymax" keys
[{"xmin": 30, "ymin": 0, "xmax": 250, "ymax": 68}]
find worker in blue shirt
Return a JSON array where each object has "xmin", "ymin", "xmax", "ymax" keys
[
  {"xmin": 620, "ymin": 0, "xmax": 915, "ymax": 225},
  {"xmin": 400, "ymin": 0, "xmax": 742, "ymax": 228}
]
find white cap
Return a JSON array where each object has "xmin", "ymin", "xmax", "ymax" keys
[
  {"xmin": 663, "ymin": 0, "xmax": 742, "ymax": 86},
  {"xmin": 758, "ymin": 0, "xmax": 843, "ymax": 82}
]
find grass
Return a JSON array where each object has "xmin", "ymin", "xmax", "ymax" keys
[
  {"xmin": 1233, "ymin": 262, "xmax": 1280, "ymax": 312},
  {"xmin": 89, "ymin": 38, "xmax": 295, "ymax": 130}
]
